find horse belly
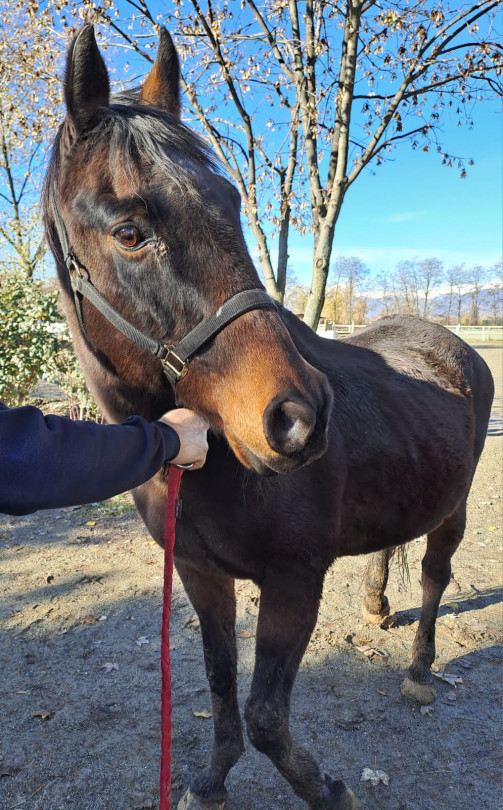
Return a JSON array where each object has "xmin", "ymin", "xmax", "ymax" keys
[{"xmin": 337, "ymin": 428, "xmax": 474, "ymax": 556}]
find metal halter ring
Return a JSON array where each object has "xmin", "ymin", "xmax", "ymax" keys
[{"xmin": 174, "ymin": 462, "xmax": 194, "ymax": 470}]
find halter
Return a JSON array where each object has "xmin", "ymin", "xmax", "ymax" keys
[{"xmin": 51, "ymin": 197, "xmax": 277, "ymax": 388}]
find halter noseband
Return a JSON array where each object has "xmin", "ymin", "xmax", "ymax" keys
[{"xmin": 51, "ymin": 198, "xmax": 277, "ymax": 388}]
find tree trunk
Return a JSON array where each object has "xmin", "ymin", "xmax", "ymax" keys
[{"xmin": 303, "ymin": 219, "xmax": 336, "ymax": 328}]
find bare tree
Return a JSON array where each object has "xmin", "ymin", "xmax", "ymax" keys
[
  {"xmin": 467, "ymin": 264, "xmax": 487, "ymax": 324},
  {"xmin": 392, "ymin": 260, "xmax": 420, "ymax": 315},
  {"xmin": 444, "ymin": 264, "xmax": 468, "ymax": 324},
  {"xmin": 29, "ymin": 1, "xmax": 503, "ymax": 326},
  {"xmin": 417, "ymin": 258, "xmax": 444, "ymax": 319},
  {"xmin": 485, "ymin": 262, "xmax": 503, "ymax": 322},
  {"xmin": 0, "ymin": 1, "xmax": 67, "ymax": 277},
  {"xmin": 375, "ymin": 272, "xmax": 395, "ymax": 316},
  {"xmin": 284, "ymin": 270, "xmax": 309, "ymax": 314},
  {"xmin": 330, "ymin": 256, "xmax": 369, "ymax": 322},
  {"xmin": 353, "ymin": 295, "xmax": 368, "ymax": 325}
]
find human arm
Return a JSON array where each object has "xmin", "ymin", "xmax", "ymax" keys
[{"xmin": 0, "ymin": 403, "xmax": 207, "ymax": 515}]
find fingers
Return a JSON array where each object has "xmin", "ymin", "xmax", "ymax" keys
[{"xmin": 159, "ymin": 408, "xmax": 209, "ymax": 470}]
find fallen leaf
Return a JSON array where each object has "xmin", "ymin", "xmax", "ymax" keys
[
  {"xmin": 81, "ymin": 615, "xmax": 99, "ymax": 625},
  {"xmin": 136, "ymin": 636, "xmax": 150, "ymax": 647},
  {"xmin": 356, "ymin": 645, "xmax": 388, "ymax": 659},
  {"xmin": 192, "ymin": 709, "xmax": 212, "ymax": 719},
  {"xmin": 432, "ymin": 671, "xmax": 463, "ymax": 687},
  {"xmin": 101, "ymin": 662, "xmax": 119, "ymax": 672},
  {"xmin": 239, "ymin": 629, "xmax": 254, "ymax": 639},
  {"xmin": 130, "ymin": 791, "xmax": 155, "ymax": 809},
  {"xmin": 32, "ymin": 710, "xmax": 52, "ymax": 720},
  {"xmin": 360, "ymin": 767, "xmax": 389, "ymax": 786},
  {"xmin": 85, "ymin": 521, "xmax": 97, "ymax": 527}
]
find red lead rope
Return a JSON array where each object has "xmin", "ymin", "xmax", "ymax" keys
[{"xmin": 159, "ymin": 464, "xmax": 184, "ymax": 810}]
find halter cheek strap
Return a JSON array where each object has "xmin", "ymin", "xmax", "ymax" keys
[{"xmin": 51, "ymin": 197, "xmax": 277, "ymax": 388}]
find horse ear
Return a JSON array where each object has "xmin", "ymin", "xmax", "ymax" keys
[
  {"xmin": 140, "ymin": 28, "xmax": 181, "ymax": 118},
  {"xmin": 64, "ymin": 24, "xmax": 110, "ymax": 135}
]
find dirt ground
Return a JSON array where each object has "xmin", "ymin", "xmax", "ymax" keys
[{"xmin": 1, "ymin": 345, "xmax": 501, "ymax": 810}]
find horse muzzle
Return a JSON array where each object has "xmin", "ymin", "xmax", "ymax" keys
[
  {"xmin": 223, "ymin": 371, "xmax": 332, "ymax": 475},
  {"xmin": 262, "ymin": 382, "xmax": 332, "ymax": 471}
]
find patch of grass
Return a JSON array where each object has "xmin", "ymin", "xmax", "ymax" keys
[{"xmin": 95, "ymin": 492, "xmax": 135, "ymax": 514}]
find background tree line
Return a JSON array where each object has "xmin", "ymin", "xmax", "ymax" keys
[
  {"xmin": 286, "ymin": 256, "xmax": 503, "ymax": 325},
  {"xmin": 0, "ymin": 0, "xmax": 501, "ymax": 407}
]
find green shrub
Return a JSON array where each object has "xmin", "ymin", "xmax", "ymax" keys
[
  {"xmin": 0, "ymin": 272, "xmax": 62, "ymax": 404},
  {"xmin": 0, "ymin": 271, "xmax": 100, "ymax": 419}
]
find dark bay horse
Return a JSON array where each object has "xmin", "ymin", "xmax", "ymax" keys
[{"xmin": 43, "ymin": 25, "xmax": 494, "ymax": 810}]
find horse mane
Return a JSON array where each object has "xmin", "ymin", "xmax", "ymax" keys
[
  {"xmin": 107, "ymin": 92, "xmax": 218, "ymax": 180},
  {"xmin": 42, "ymin": 92, "xmax": 220, "ymax": 251}
]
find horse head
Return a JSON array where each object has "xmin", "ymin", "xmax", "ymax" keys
[{"xmin": 43, "ymin": 24, "xmax": 332, "ymax": 475}]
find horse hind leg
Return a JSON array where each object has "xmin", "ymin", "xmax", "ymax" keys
[
  {"xmin": 175, "ymin": 563, "xmax": 244, "ymax": 810},
  {"xmin": 362, "ymin": 548, "xmax": 392, "ymax": 624},
  {"xmin": 401, "ymin": 501, "xmax": 466, "ymax": 705},
  {"xmin": 245, "ymin": 570, "xmax": 358, "ymax": 810}
]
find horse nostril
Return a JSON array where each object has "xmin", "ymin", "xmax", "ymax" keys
[{"xmin": 264, "ymin": 396, "xmax": 316, "ymax": 456}]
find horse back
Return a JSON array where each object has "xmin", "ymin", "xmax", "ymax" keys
[
  {"xmin": 344, "ymin": 315, "xmax": 494, "ymax": 453},
  {"xmin": 284, "ymin": 311, "xmax": 494, "ymax": 448}
]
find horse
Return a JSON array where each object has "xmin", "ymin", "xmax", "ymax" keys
[{"xmin": 43, "ymin": 25, "xmax": 494, "ymax": 810}]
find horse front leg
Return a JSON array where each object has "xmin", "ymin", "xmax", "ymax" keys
[
  {"xmin": 362, "ymin": 547, "xmax": 392, "ymax": 624},
  {"xmin": 245, "ymin": 569, "xmax": 358, "ymax": 810},
  {"xmin": 175, "ymin": 561, "xmax": 244, "ymax": 810},
  {"xmin": 401, "ymin": 501, "xmax": 466, "ymax": 705}
]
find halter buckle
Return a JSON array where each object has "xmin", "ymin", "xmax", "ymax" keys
[
  {"xmin": 68, "ymin": 257, "xmax": 89, "ymax": 281},
  {"xmin": 162, "ymin": 346, "xmax": 189, "ymax": 381}
]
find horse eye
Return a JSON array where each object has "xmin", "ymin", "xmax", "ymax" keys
[{"xmin": 113, "ymin": 225, "xmax": 143, "ymax": 249}]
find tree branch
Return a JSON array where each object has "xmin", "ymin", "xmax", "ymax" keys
[{"xmin": 245, "ymin": 0, "xmax": 295, "ymax": 82}]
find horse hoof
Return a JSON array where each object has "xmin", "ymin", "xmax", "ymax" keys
[
  {"xmin": 361, "ymin": 601, "xmax": 390, "ymax": 626},
  {"xmin": 400, "ymin": 676, "xmax": 436, "ymax": 705},
  {"xmin": 334, "ymin": 786, "xmax": 358, "ymax": 810},
  {"xmin": 313, "ymin": 776, "xmax": 359, "ymax": 809},
  {"xmin": 341, "ymin": 789, "xmax": 359, "ymax": 810},
  {"xmin": 177, "ymin": 789, "xmax": 225, "ymax": 810}
]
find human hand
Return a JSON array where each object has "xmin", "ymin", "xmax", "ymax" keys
[{"xmin": 159, "ymin": 408, "xmax": 209, "ymax": 470}]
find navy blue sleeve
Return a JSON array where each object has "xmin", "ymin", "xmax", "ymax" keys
[{"xmin": 0, "ymin": 403, "xmax": 180, "ymax": 516}]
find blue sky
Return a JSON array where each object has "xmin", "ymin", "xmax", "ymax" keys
[{"xmin": 258, "ymin": 96, "xmax": 502, "ymax": 286}]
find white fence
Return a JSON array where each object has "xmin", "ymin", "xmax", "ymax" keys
[
  {"xmin": 316, "ymin": 323, "xmax": 367, "ymax": 338},
  {"xmin": 444, "ymin": 325, "xmax": 503, "ymax": 342},
  {"xmin": 317, "ymin": 323, "xmax": 503, "ymax": 342}
]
